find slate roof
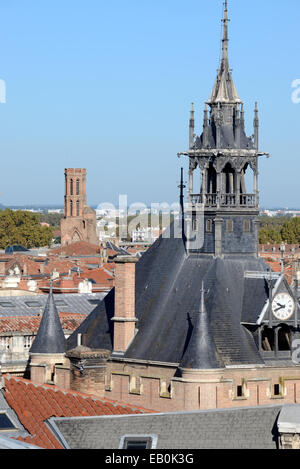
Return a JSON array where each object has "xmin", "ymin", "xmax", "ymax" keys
[
  {"xmin": 2, "ymin": 375, "xmax": 152, "ymax": 450},
  {"xmin": 29, "ymin": 289, "xmax": 66, "ymax": 354},
  {"xmin": 195, "ymin": 123, "xmax": 254, "ymax": 151},
  {"xmin": 0, "ymin": 293, "xmax": 105, "ymax": 317},
  {"xmin": 47, "ymin": 405, "xmax": 284, "ymax": 449},
  {"xmin": 67, "ymin": 223, "xmax": 272, "ymax": 367}
]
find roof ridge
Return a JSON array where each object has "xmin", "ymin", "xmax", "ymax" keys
[{"xmin": 3, "ymin": 375, "xmax": 152, "ymax": 411}]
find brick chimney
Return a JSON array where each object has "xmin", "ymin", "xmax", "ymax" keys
[{"xmin": 112, "ymin": 256, "xmax": 138, "ymax": 354}]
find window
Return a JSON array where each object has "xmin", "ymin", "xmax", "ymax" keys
[
  {"xmin": 243, "ymin": 220, "xmax": 251, "ymax": 232},
  {"xmin": 0, "ymin": 302, "xmax": 14, "ymax": 308},
  {"xmin": 54, "ymin": 299, "xmax": 67, "ymax": 307},
  {"xmin": 25, "ymin": 301, "xmax": 42, "ymax": 308},
  {"xmin": 70, "ymin": 200, "xmax": 73, "ymax": 217},
  {"xmin": 206, "ymin": 219, "xmax": 212, "ymax": 233},
  {"xmin": 192, "ymin": 219, "xmax": 198, "ymax": 232},
  {"xmin": 226, "ymin": 220, "xmax": 233, "ymax": 233},
  {"xmin": 261, "ymin": 327, "xmax": 275, "ymax": 351},
  {"xmin": 76, "ymin": 179, "xmax": 80, "ymax": 196},
  {"xmin": 237, "ymin": 385, "xmax": 243, "ymax": 398},
  {"xmin": 278, "ymin": 325, "xmax": 291, "ymax": 351},
  {"xmin": 274, "ymin": 384, "xmax": 281, "ymax": 396},
  {"xmin": 70, "ymin": 179, "xmax": 73, "ymax": 195},
  {"xmin": 119, "ymin": 435, "xmax": 157, "ymax": 450},
  {"xmin": 76, "ymin": 200, "xmax": 80, "ymax": 217},
  {"xmin": 0, "ymin": 413, "xmax": 16, "ymax": 431},
  {"xmin": 88, "ymin": 299, "xmax": 101, "ymax": 305}
]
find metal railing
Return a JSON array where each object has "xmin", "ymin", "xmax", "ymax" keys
[{"xmin": 190, "ymin": 193, "xmax": 256, "ymax": 208}]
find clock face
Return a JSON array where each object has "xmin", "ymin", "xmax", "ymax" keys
[{"xmin": 272, "ymin": 293, "xmax": 295, "ymax": 321}]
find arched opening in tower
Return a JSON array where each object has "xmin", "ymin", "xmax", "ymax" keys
[{"xmin": 207, "ymin": 163, "xmax": 217, "ymax": 194}]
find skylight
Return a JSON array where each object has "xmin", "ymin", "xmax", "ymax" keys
[
  {"xmin": 0, "ymin": 413, "xmax": 16, "ymax": 431},
  {"xmin": 0, "ymin": 302, "xmax": 14, "ymax": 308},
  {"xmin": 24, "ymin": 301, "xmax": 42, "ymax": 308}
]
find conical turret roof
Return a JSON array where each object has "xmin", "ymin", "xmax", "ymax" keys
[
  {"xmin": 179, "ymin": 283, "xmax": 223, "ymax": 370},
  {"xmin": 29, "ymin": 283, "xmax": 66, "ymax": 354}
]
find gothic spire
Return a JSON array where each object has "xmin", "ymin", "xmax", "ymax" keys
[{"xmin": 208, "ymin": 0, "xmax": 241, "ymax": 105}]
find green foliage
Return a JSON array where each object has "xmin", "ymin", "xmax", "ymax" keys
[
  {"xmin": 281, "ymin": 217, "xmax": 300, "ymax": 244},
  {"xmin": 0, "ymin": 209, "xmax": 53, "ymax": 249},
  {"xmin": 259, "ymin": 228, "xmax": 282, "ymax": 244},
  {"xmin": 258, "ymin": 216, "xmax": 300, "ymax": 245}
]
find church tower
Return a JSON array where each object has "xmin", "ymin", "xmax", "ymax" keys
[
  {"xmin": 60, "ymin": 168, "xmax": 98, "ymax": 246},
  {"xmin": 180, "ymin": 0, "xmax": 269, "ymax": 257}
]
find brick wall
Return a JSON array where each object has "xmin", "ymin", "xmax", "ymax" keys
[
  {"xmin": 103, "ymin": 361, "xmax": 300, "ymax": 412},
  {"xmin": 66, "ymin": 348, "xmax": 110, "ymax": 398}
]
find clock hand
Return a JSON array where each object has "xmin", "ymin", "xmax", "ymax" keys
[
  {"xmin": 274, "ymin": 306, "xmax": 285, "ymax": 312},
  {"xmin": 276, "ymin": 303, "xmax": 285, "ymax": 308}
]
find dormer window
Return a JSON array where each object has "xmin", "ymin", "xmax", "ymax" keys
[{"xmin": 119, "ymin": 435, "xmax": 157, "ymax": 450}]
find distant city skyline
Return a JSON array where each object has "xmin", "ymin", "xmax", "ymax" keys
[{"xmin": 0, "ymin": 0, "xmax": 299, "ymax": 207}]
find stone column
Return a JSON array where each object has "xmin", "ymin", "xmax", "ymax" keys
[
  {"xmin": 189, "ymin": 169, "xmax": 194, "ymax": 201},
  {"xmin": 254, "ymin": 170, "xmax": 259, "ymax": 206},
  {"xmin": 236, "ymin": 171, "xmax": 241, "ymax": 206}
]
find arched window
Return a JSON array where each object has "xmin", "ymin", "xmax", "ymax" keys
[
  {"xmin": 76, "ymin": 200, "xmax": 80, "ymax": 217},
  {"xmin": 261, "ymin": 327, "xmax": 275, "ymax": 351},
  {"xmin": 278, "ymin": 325, "xmax": 291, "ymax": 351},
  {"xmin": 76, "ymin": 179, "xmax": 80, "ymax": 196},
  {"xmin": 206, "ymin": 219, "xmax": 212, "ymax": 233},
  {"xmin": 223, "ymin": 163, "xmax": 235, "ymax": 194},
  {"xmin": 70, "ymin": 200, "xmax": 73, "ymax": 217},
  {"xmin": 207, "ymin": 163, "xmax": 217, "ymax": 194},
  {"xmin": 226, "ymin": 220, "xmax": 233, "ymax": 233},
  {"xmin": 243, "ymin": 219, "xmax": 251, "ymax": 232},
  {"xmin": 70, "ymin": 179, "xmax": 74, "ymax": 196}
]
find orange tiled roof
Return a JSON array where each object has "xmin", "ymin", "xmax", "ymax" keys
[
  {"xmin": 39, "ymin": 266, "xmax": 114, "ymax": 293},
  {"xmin": 3, "ymin": 375, "xmax": 152, "ymax": 449},
  {"xmin": 50, "ymin": 241, "xmax": 101, "ymax": 256},
  {"xmin": 264, "ymin": 259, "xmax": 294, "ymax": 285},
  {"xmin": 0, "ymin": 313, "xmax": 86, "ymax": 334}
]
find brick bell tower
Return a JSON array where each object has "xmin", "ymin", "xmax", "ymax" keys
[
  {"xmin": 179, "ymin": 0, "xmax": 269, "ymax": 257},
  {"xmin": 60, "ymin": 168, "xmax": 98, "ymax": 246}
]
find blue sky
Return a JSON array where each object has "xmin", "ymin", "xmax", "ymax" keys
[{"xmin": 0, "ymin": 0, "xmax": 299, "ymax": 208}]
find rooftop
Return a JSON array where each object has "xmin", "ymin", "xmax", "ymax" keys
[{"xmin": 1, "ymin": 375, "xmax": 152, "ymax": 449}]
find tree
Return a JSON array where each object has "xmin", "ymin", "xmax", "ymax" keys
[
  {"xmin": 0, "ymin": 209, "xmax": 53, "ymax": 249},
  {"xmin": 259, "ymin": 227, "xmax": 282, "ymax": 244},
  {"xmin": 281, "ymin": 218, "xmax": 300, "ymax": 244}
]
